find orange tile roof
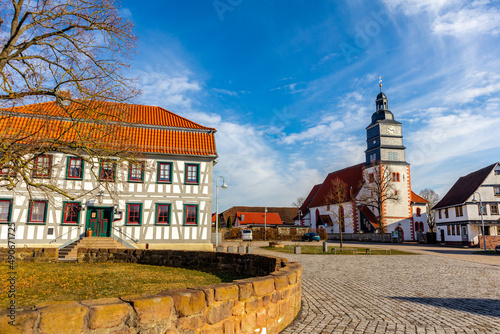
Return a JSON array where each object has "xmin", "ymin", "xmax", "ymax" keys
[
  {"xmin": 1, "ymin": 101, "xmax": 217, "ymax": 156},
  {"xmin": 236, "ymin": 212, "xmax": 283, "ymax": 225},
  {"xmin": 411, "ymin": 191, "xmax": 430, "ymax": 204}
]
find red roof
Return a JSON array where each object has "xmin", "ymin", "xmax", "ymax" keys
[
  {"xmin": 1, "ymin": 101, "xmax": 217, "ymax": 156},
  {"xmin": 298, "ymin": 184, "xmax": 322, "ymax": 217},
  {"xmin": 359, "ymin": 206, "xmax": 380, "ymax": 229},
  {"xmin": 236, "ymin": 212, "xmax": 283, "ymax": 225},
  {"xmin": 411, "ymin": 191, "xmax": 429, "ymax": 204},
  {"xmin": 308, "ymin": 163, "xmax": 365, "ymax": 208}
]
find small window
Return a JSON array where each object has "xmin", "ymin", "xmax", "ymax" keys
[
  {"xmin": 156, "ymin": 204, "xmax": 171, "ymax": 225},
  {"xmin": 438, "ymin": 210, "xmax": 442, "ymax": 219},
  {"xmin": 451, "ymin": 225, "xmax": 455, "ymax": 235},
  {"xmin": 395, "ymin": 190, "xmax": 398, "ymax": 195},
  {"xmin": 370, "ymin": 154, "xmax": 376, "ymax": 163},
  {"xmin": 62, "ymin": 202, "xmax": 80, "ymax": 225},
  {"xmin": 157, "ymin": 162, "xmax": 172, "ymax": 183},
  {"xmin": 456, "ymin": 225, "xmax": 460, "ymax": 235},
  {"xmin": 0, "ymin": 154, "xmax": 15, "ymax": 177},
  {"xmin": 495, "ymin": 169, "xmax": 500, "ymax": 175},
  {"xmin": 185, "ymin": 164, "xmax": 199, "ymax": 184},
  {"xmin": 99, "ymin": 159, "xmax": 116, "ymax": 182},
  {"xmin": 369, "ymin": 173, "xmax": 375, "ymax": 183},
  {"xmin": 494, "ymin": 187, "xmax": 500, "ymax": 196},
  {"xmin": 28, "ymin": 200, "xmax": 48, "ymax": 223},
  {"xmin": 491, "ymin": 204, "xmax": 499, "ymax": 215},
  {"xmin": 444, "ymin": 208, "xmax": 449, "ymax": 219},
  {"xmin": 33, "ymin": 155, "xmax": 52, "ymax": 178},
  {"xmin": 126, "ymin": 203, "xmax": 142, "ymax": 225},
  {"xmin": 129, "ymin": 161, "xmax": 144, "ymax": 182},
  {"xmin": 447, "ymin": 225, "xmax": 450, "ymax": 235},
  {"xmin": 184, "ymin": 204, "xmax": 198, "ymax": 225},
  {"xmin": 392, "ymin": 172, "xmax": 400, "ymax": 182},
  {"xmin": 478, "ymin": 204, "xmax": 487, "ymax": 215},
  {"xmin": 0, "ymin": 199, "xmax": 13, "ymax": 222},
  {"xmin": 416, "ymin": 208, "xmax": 421, "ymax": 217},
  {"xmin": 66, "ymin": 157, "xmax": 84, "ymax": 180}
]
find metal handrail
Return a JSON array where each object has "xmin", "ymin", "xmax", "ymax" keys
[
  {"xmin": 49, "ymin": 226, "xmax": 82, "ymax": 245},
  {"xmin": 111, "ymin": 226, "xmax": 139, "ymax": 244}
]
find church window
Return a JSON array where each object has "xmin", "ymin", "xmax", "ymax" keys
[
  {"xmin": 491, "ymin": 204, "xmax": 498, "ymax": 215},
  {"xmin": 416, "ymin": 208, "xmax": 421, "ymax": 217},
  {"xmin": 392, "ymin": 172, "xmax": 400, "ymax": 182},
  {"xmin": 370, "ymin": 154, "xmax": 376, "ymax": 163},
  {"xmin": 395, "ymin": 190, "xmax": 398, "ymax": 195},
  {"xmin": 388, "ymin": 152, "xmax": 398, "ymax": 160}
]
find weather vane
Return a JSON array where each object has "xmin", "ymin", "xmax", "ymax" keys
[{"xmin": 379, "ymin": 76, "xmax": 382, "ymax": 92}]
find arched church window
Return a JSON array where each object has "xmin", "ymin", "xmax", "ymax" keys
[{"xmin": 416, "ymin": 208, "xmax": 421, "ymax": 217}]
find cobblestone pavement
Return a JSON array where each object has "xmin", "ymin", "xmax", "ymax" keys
[{"xmin": 263, "ymin": 250, "xmax": 500, "ymax": 334}]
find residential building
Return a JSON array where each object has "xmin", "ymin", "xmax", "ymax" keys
[
  {"xmin": 433, "ymin": 162, "xmax": 500, "ymax": 247},
  {"xmin": 0, "ymin": 100, "xmax": 217, "ymax": 250},
  {"xmin": 219, "ymin": 206, "xmax": 298, "ymax": 227},
  {"xmin": 234, "ymin": 212, "xmax": 283, "ymax": 227},
  {"xmin": 296, "ymin": 90, "xmax": 428, "ymax": 241}
]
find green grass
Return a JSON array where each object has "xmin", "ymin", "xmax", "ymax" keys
[
  {"xmin": 473, "ymin": 250, "xmax": 500, "ymax": 255},
  {"xmin": 263, "ymin": 245, "xmax": 416, "ymax": 255},
  {"xmin": 0, "ymin": 262, "xmax": 243, "ymax": 308}
]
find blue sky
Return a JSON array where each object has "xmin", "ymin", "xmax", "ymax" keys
[{"xmin": 122, "ymin": 0, "xmax": 500, "ymax": 211}]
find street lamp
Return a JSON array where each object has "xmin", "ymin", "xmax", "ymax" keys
[
  {"xmin": 264, "ymin": 207, "xmax": 267, "ymax": 241},
  {"xmin": 215, "ymin": 176, "xmax": 228, "ymax": 249},
  {"xmin": 472, "ymin": 191, "xmax": 486, "ymax": 252}
]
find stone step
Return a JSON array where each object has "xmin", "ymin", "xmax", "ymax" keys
[{"xmin": 58, "ymin": 237, "xmax": 127, "ymax": 261}]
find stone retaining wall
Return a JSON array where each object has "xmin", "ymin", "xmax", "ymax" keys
[
  {"xmin": 479, "ymin": 235, "xmax": 500, "ymax": 250},
  {"xmin": 1, "ymin": 249, "xmax": 302, "ymax": 334},
  {"xmin": 328, "ymin": 232, "xmax": 396, "ymax": 243},
  {"xmin": 0, "ymin": 247, "xmax": 58, "ymax": 263}
]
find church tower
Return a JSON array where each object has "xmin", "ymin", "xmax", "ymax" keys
[{"xmin": 365, "ymin": 87, "xmax": 407, "ymax": 166}]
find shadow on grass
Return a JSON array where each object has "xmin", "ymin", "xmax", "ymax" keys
[{"xmin": 390, "ymin": 297, "xmax": 500, "ymax": 318}]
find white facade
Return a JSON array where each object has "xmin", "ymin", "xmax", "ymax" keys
[{"xmin": 435, "ymin": 163, "xmax": 500, "ymax": 246}]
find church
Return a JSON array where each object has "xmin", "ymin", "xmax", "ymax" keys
[{"xmin": 296, "ymin": 88, "xmax": 428, "ymax": 242}]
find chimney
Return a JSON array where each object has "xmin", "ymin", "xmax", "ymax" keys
[{"xmin": 57, "ymin": 91, "xmax": 71, "ymax": 106}]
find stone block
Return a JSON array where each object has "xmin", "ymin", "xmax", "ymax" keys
[
  {"xmin": 81, "ymin": 298, "xmax": 132, "ymax": 330},
  {"xmin": 214, "ymin": 284, "xmax": 239, "ymax": 301},
  {"xmin": 200, "ymin": 322, "xmax": 223, "ymax": 334},
  {"xmin": 38, "ymin": 301, "xmax": 87, "ymax": 334},
  {"xmin": 223, "ymin": 319, "xmax": 235, "ymax": 334},
  {"xmin": 245, "ymin": 298, "xmax": 259, "ymax": 314},
  {"xmin": 162, "ymin": 289, "xmax": 206, "ymax": 317},
  {"xmin": 252, "ymin": 278, "xmax": 275, "ymax": 297},
  {"xmin": 267, "ymin": 302, "xmax": 279, "ymax": 319},
  {"xmin": 127, "ymin": 295, "xmax": 173, "ymax": 325},
  {"xmin": 232, "ymin": 302, "xmax": 245, "ymax": 316},
  {"xmin": 272, "ymin": 272, "xmax": 289, "ymax": 290},
  {"xmin": 207, "ymin": 300, "xmax": 233, "ymax": 325},
  {"xmin": 176, "ymin": 314, "xmax": 206, "ymax": 332},
  {"xmin": 0, "ymin": 310, "xmax": 38, "ymax": 334},
  {"xmin": 236, "ymin": 281, "xmax": 254, "ymax": 301},
  {"xmin": 241, "ymin": 312, "xmax": 257, "ymax": 332},
  {"xmin": 256, "ymin": 308, "xmax": 267, "ymax": 327},
  {"xmin": 261, "ymin": 294, "xmax": 271, "ymax": 307}
]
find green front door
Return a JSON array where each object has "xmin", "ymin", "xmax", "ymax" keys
[{"xmin": 86, "ymin": 207, "xmax": 112, "ymax": 237}]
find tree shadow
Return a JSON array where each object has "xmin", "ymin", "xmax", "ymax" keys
[{"xmin": 390, "ymin": 297, "xmax": 500, "ymax": 318}]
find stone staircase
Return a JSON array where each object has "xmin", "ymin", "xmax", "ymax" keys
[{"xmin": 58, "ymin": 237, "xmax": 128, "ymax": 261}]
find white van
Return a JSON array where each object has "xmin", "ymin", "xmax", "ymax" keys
[{"xmin": 241, "ymin": 229, "xmax": 253, "ymax": 241}]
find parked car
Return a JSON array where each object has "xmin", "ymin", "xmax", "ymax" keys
[
  {"xmin": 302, "ymin": 232, "xmax": 321, "ymax": 242},
  {"xmin": 241, "ymin": 229, "xmax": 253, "ymax": 241},
  {"xmin": 495, "ymin": 244, "xmax": 500, "ymax": 254}
]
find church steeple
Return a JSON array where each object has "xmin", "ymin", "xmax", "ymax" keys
[{"xmin": 365, "ymin": 84, "xmax": 407, "ymax": 166}]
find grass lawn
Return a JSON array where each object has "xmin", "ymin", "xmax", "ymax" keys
[
  {"xmin": 263, "ymin": 245, "xmax": 416, "ymax": 255},
  {"xmin": 0, "ymin": 262, "xmax": 244, "ymax": 309}
]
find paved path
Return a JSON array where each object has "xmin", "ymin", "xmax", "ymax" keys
[{"xmin": 228, "ymin": 241, "xmax": 500, "ymax": 334}]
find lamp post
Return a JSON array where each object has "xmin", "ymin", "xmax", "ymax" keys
[
  {"xmin": 264, "ymin": 207, "xmax": 267, "ymax": 241},
  {"xmin": 215, "ymin": 176, "xmax": 228, "ymax": 248},
  {"xmin": 472, "ymin": 191, "xmax": 486, "ymax": 252}
]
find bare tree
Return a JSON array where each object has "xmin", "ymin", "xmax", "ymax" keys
[
  {"xmin": 0, "ymin": 0, "xmax": 139, "ymax": 199},
  {"xmin": 419, "ymin": 188, "xmax": 440, "ymax": 232},
  {"xmin": 325, "ymin": 178, "xmax": 349, "ymax": 250},
  {"xmin": 292, "ymin": 196, "xmax": 306, "ymax": 208},
  {"xmin": 357, "ymin": 164, "xmax": 399, "ymax": 233}
]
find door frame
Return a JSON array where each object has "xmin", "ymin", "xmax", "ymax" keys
[{"xmin": 85, "ymin": 206, "xmax": 114, "ymax": 237}]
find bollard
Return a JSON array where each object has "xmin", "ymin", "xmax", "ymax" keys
[{"xmin": 323, "ymin": 241, "xmax": 328, "ymax": 253}]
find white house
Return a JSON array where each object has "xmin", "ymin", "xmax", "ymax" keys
[
  {"xmin": 433, "ymin": 162, "xmax": 500, "ymax": 247},
  {"xmin": 296, "ymin": 90, "xmax": 429, "ymax": 241},
  {"xmin": 0, "ymin": 100, "xmax": 217, "ymax": 251}
]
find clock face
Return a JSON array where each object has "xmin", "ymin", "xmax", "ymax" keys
[{"xmin": 387, "ymin": 126, "xmax": 396, "ymax": 135}]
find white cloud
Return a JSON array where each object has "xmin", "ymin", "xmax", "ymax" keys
[
  {"xmin": 433, "ymin": 6, "xmax": 500, "ymax": 35},
  {"xmin": 382, "ymin": 0, "xmax": 462, "ymax": 15}
]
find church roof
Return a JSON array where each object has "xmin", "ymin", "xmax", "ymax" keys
[
  {"xmin": 376, "ymin": 92, "xmax": 387, "ymax": 100},
  {"xmin": 298, "ymin": 184, "xmax": 322, "ymax": 217},
  {"xmin": 433, "ymin": 163, "xmax": 498, "ymax": 210},
  {"xmin": 1, "ymin": 101, "xmax": 217, "ymax": 156},
  {"xmin": 308, "ymin": 163, "xmax": 365, "ymax": 208}
]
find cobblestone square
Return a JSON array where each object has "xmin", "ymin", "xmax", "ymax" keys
[{"xmin": 277, "ymin": 252, "xmax": 500, "ymax": 334}]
